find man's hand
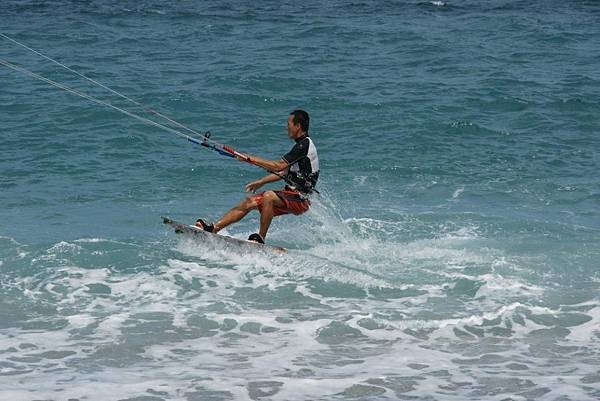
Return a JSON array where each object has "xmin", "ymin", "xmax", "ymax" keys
[
  {"xmin": 245, "ymin": 179, "xmax": 264, "ymax": 193},
  {"xmin": 236, "ymin": 153, "xmax": 253, "ymax": 163}
]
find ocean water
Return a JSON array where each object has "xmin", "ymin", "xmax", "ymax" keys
[{"xmin": 1, "ymin": 1, "xmax": 600, "ymax": 400}]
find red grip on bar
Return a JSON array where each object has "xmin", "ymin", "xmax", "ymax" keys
[
  {"xmin": 223, "ymin": 145, "xmax": 236, "ymax": 155},
  {"xmin": 223, "ymin": 145, "xmax": 253, "ymax": 163}
]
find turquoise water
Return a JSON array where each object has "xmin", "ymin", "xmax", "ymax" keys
[{"xmin": 1, "ymin": 1, "xmax": 600, "ymax": 400}]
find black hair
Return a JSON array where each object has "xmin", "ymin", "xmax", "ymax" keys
[{"xmin": 290, "ymin": 110, "xmax": 310, "ymax": 133}]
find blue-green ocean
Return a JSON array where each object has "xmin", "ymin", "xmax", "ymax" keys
[{"xmin": 1, "ymin": 1, "xmax": 599, "ymax": 400}]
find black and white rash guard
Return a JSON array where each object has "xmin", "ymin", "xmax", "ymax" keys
[{"xmin": 282, "ymin": 136, "xmax": 319, "ymax": 194}]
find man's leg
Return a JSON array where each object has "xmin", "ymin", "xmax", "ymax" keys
[
  {"xmin": 213, "ymin": 196, "xmax": 259, "ymax": 233},
  {"xmin": 257, "ymin": 191, "xmax": 286, "ymax": 239}
]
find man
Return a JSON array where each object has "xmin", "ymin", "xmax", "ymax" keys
[{"xmin": 195, "ymin": 110, "xmax": 319, "ymax": 244}]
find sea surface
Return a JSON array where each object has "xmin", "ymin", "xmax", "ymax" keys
[{"xmin": 1, "ymin": 1, "xmax": 600, "ymax": 400}]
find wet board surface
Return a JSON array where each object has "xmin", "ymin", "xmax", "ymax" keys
[{"xmin": 162, "ymin": 217, "xmax": 287, "ymax": 253}]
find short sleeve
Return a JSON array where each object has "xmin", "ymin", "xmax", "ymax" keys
[{"xmin": 283, "ymin": 139, "xmax": 308, "ymax": 164}]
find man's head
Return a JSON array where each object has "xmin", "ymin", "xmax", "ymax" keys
[{"xmin": 287, "ymin": 110, "xmax": 310, "ymax": 139}]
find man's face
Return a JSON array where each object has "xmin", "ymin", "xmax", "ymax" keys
[{"xmin": 287, "ymin": 115, "xmax": 300, "ymax": 138}]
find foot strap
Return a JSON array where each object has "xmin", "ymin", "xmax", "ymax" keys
[
  {"xmin": 195, "ymin": 219, "xmax": 214, "ymax": 233},
  {"xmin": 247, "ymin": 233, "xmax": 265, "ymax": 244}
]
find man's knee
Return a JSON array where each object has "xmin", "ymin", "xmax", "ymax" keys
[
  {"xmin": 239, "ymin": 196, "xmax": 259, "ymax": 210},
  {"xmin": 261, "ymin": 191, "xmax": 280, "ymax": 206}
]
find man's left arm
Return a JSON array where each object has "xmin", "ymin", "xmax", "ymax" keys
[{"xmin": 245, "ymin": 172, "xmax": 284, "ymax": 193}]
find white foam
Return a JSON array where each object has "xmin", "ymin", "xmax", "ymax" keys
[
  {"xmin": 475, "ymin": 273, "xmax": 545, "ymax": 298},
  {"xmin": 396, "ymin": 302, "xmax": 553, "ymax": 338},
  {"xmin": 452, "ymin": 186, "xmax": 464, "ymax": 199},
  {"xmin": 566, "ymin": 306, "xmax": 600, "ymax": 342},
  {"xmin": 2, "ymin": 207, "xmax": 597, "ymax": 400},
  {"xmin": 176, "ymin": 235, "xmax": 392, "ymax": 288},
  {"xmin": 73, "ymin": 237, "xmax": 140, "ymax": 246},
  {"xmin": 66, "ymin": 313, "xmax": 97, "ymax": 329},
  {"xmin": 437, "ymin": 271, "xmax": 545, "ymax": 299}
]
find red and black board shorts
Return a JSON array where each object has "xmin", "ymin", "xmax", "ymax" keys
[{"xmin": 253, "ymin": 189, "xmax": 310, "ymax": 217}]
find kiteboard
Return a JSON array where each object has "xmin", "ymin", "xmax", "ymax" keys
[{"xmin": 162, "ymin": 216, "xmax": 287, "ymax": 253}]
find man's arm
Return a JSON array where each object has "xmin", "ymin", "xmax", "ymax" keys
[
  {"xmin": 245, "ymin": 171, "xmax": 286, "ymax": 193},
  {"xmin": 239, "ymin": 153, "xmax": 288, "ymax": 173}
]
